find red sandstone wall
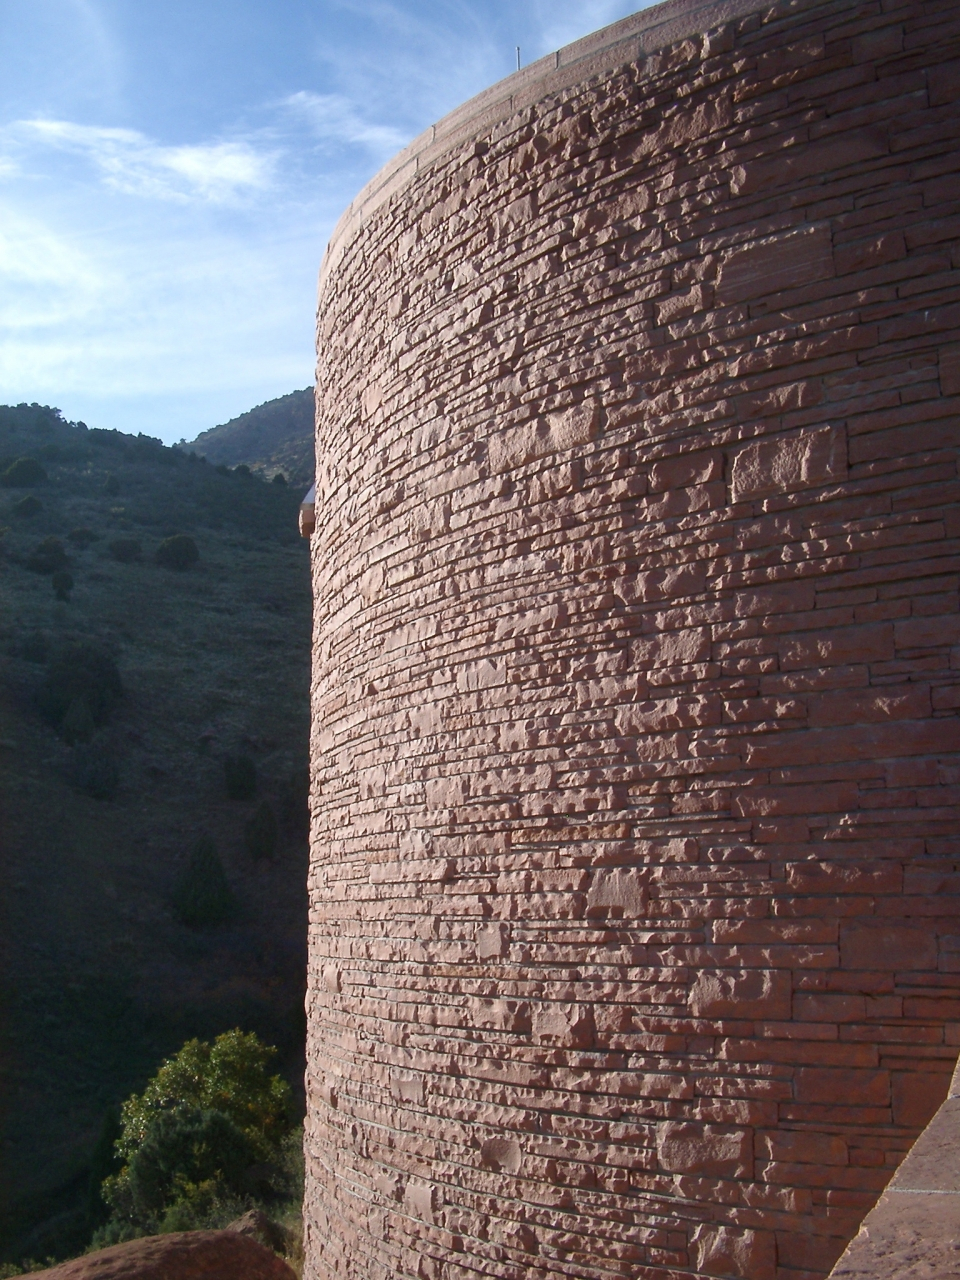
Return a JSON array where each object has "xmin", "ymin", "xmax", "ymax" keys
[{"xmin": 305, "ymin": 0, "xmax": 960, "ymax": 1276}]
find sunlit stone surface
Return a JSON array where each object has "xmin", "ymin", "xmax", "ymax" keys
[{"xmin": 305, "ymin": 1, "xmax": 960, "ymax": 1275}]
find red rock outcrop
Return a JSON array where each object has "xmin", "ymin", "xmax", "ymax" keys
[
  {"xmin": 305, "ymin": 0, "xmax": 960, "ymax": 1276},
  {"xmin": 23, "ymin": 1230, "xmax": 295, "ymax": 1280},
  {"xmin": 827, "ymin": 1057, "xmax": 960, "ymax": 1278}
]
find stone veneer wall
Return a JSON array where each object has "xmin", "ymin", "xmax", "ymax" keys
[{"xmin": 305, "ymin": 0, "xmax": 960, "ymax": 1276}]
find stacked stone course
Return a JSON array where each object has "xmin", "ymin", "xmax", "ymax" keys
[{"xmin": 306, "ymin": 0, "xmax": 960, "ymax": 1276}]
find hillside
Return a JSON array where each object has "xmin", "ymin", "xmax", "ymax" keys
[
  {"xmin": 179, "ymin": 390, "xmax": 314, "ymax": 488},
  {"xmin": 0, "ymin": 404, "xmax": 312, "ymax": 1266}
]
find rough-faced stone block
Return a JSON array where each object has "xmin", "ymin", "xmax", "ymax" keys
[
  {"xmin": 585, "ymin": 867, "xmax": 649, "ymax": 917},
  {"xmin": 757, "ymin": 1130, "xmax": 848, "ymax": 1165},
  {"xmin": 403, "ymin": 1180, "xmax": 437, "ymax": 1223},
  {"xmin": 840, "ymin": 924, "xmax": 939, "ymax": 972},
  {"xmin": 480, "ymin": 1136, "xmax": 523, "ymax": 1173},
  {"xmin": 729, "ymin": 426, "xmax": 847, "ymax": 503},
  {"xmin": 648, "ymin": 450, "xmax": 723, "ymax": 491},
  {"xmin": 475, "ymin": 921, "xmax": 510, "ymax": 958},
  {"xmin": 794, "ymin": 1069, "xmax": 890, "ymax": 1107},
  {"xmin": 532, "ymin": 1002, "xmax": 595, "ymax": 1048},
  {"xmin": 692, "ymin": 1225, "xmax": 777, "ymax": 1280},
  {"xmin": 689, "ymin": 969, "xmax": 792, "ymax": 1020},
  {"xmin": 717, "ymin": 224, "xmax": 834, "ymax": 304},
  {"xmin": 657, "ymin": 1123, "xmax": 752, "ymax": 1178}
]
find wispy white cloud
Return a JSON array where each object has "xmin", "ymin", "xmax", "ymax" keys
[
  {"xmin": 282, "ymin": 91, "xmax": 407, "ymax": 153},
  {"xmin": 8, "ymin": 119, "xmax": 275, "ymax": 204},
  {"xmin": 0, "ymin": 187, "xmax": 320, "ymax": 434}
]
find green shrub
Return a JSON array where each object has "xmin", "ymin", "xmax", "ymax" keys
[
  {"xmin": 155, "ymin": 534, "xmax": 199, "ymax": 570},
  {"xmin": 2, "ymin": 457, "xmax": 47, "ymax": 487},
  {"xmin": 245, "ymin": 801, "xmax": 278, "ymax": 861},
  {"xmin": 72, "ymin": 747, "xmax": 119, "ymax": 800},
  {"xmin": 115, "ymin": 1030, "xmax": 293, "ymax": 1158},
  {"xmin": 52, "ymin": 570, "xmax": 73, "ymax": 601},
  {"xmin": 103, "ymin": 474, "xmax": 120, "ymax": 495},
  {"xmin": 172, "ymin": 835, "xmax": 236, "ymax": 927},
  {"xmin": 271, "ymin": 473, "xmax": 287, "ymax": 486},
  {"xmin": 125, "ymin": 1108, "xmax": 260, "ymax": 1216},
  {"xmin": 12, "ymin": 495, "xmax": 42, "ymax": 518},
  {"xmin": 37, "ymin": 642, "xmax": 122, "ymax": 727},
  {"xmin": 108, "ymin": 538, "xmax": 141, "ymax": 563},
  {"xmin": 67, "ymin": 527, "xmax": 99, "ymax": 546},
  {"xmin": 224, "ymin": 754, "xmax": 256, "ymax": 800},
  {"xmin": 98, "ymin": 1030, "xmax": 295, "ymax": 1239},
  {"xmin": 26, "ymin": 536, "xmax": 67, "ymax": 574},
  {"xmin": 234, "ymin": 464, "xmax": 251, "ymax": 478}
]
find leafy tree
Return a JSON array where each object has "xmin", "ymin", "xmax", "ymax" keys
[
  {"xmin": 115, "ymin": 1108, "xmax": 260, "ymax": 1220},
  {"xmin": 155, "ymin": 534, "xmax": 199, "ymax": 570},
  {"xmin": 171, "ymin": 836, "xmax": 236, "ymax": 927},
  {"xmin": 99, "ymin": 1031, "xmax": 294, "ymax": 1236},
  {"xmin": 37, "ymin": 643, "xmax": 122, "ymax": 728},
  {"xmin": 114, "ymin": 1030, "xmax": 292, "ymax": 1160},
  {"xmin": 2, "ymin": 457, "xmax": 47, "ymax": 486}
]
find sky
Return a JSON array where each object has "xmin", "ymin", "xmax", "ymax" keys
[{"xmin": 0, "ymin": 0, "xmax": 647, "ymax": 445}]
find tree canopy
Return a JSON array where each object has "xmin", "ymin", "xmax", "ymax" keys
[{"xmin": 98, "ymin": 1030, "xmax": 296, "ymax": 1241}]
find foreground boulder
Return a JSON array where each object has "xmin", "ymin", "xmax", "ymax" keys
[{"xmin": 23, "ymin": 1230, "xmax": 296, "ymax": 1279}]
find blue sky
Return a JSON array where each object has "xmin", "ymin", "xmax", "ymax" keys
[{"xmin": 0, "ymin": 0, "xmax": 647, "ymax": 444}]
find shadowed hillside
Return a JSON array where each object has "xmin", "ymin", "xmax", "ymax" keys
[
  {"xmin": 0, "ymin": 404, "xmax": 311, "ymax": 1267},
  {"xmin": 178, "ymin": 390, "xmax": 314, "ymax": 488}
]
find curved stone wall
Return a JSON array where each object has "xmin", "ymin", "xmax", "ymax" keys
[{"xmin": 306, "ymin": 0, "xmax": 960, "ymax": 1276}]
